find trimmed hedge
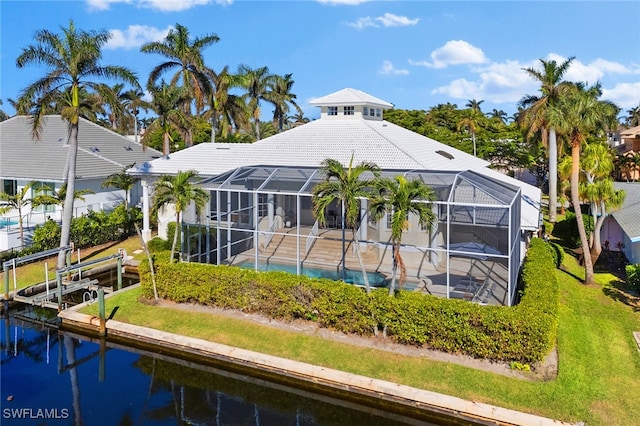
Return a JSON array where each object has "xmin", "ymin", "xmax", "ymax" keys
[{"xmin": 139, "ymin": 238, "xmax": 559, "ymax": 363}]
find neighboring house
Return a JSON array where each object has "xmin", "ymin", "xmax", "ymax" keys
[
  {"xmin": 0, "ymin": 115, "xmax": 162, "ymax": 251},
  {"xmin": 601, "ymin": 182, "xmax": 640, "ymax": 264},
  {"xmin": 129, "ymin": 88, "xmax": 542, "ymax": 306}
]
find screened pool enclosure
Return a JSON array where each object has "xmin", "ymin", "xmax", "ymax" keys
[{"xmin": 179, "ymin": 165, "xmax": 522, "ymax": 306}]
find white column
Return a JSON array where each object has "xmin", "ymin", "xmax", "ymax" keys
[
  {"xmin": 359, "ymin": 199, "xmax": 368, "ymax": 241},
  {"xmin": 141, "ymin": 179, "xmax": 151, "ymax": 242}
]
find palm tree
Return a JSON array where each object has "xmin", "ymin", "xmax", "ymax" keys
[
  {"xmin": 16, "ymin": 20, "xmax": 138, "ymax": 269},
  {"xmin": 547, "ymin": 82, "xmax": 618, "ymax": 284},
  {"xmin": 488, "ymin": 108, "xmax": 508, "ymax": 124},
  {"xmin": 145, "ymin": 82, "xmax": 190, "ymax": 157},
  {"xmin": 152, "ymin": 170, "xmax": 209, "ymax": 263},
  {"xmin": 0, "ymin": 182, "xmax": 44, "ymax": 249},
  {"xmin": 520, "ymin": 56, "xmax": 575, "ymax": 223},
  {"xmin": 625, "ymin": 103, "xmax": 640, "ymax": 127},
  {"xmin": 312, "ymin": 156, "xmax": 380, "ymax": 294},
  {"xmin": 369, "ymin": 175, "xmax": 436, "ymax": 295},
  {"xmin": 141, "ymin": 23, "xmax": 219, "ymax": 146},
  {"xmin": 122, "ymin": 88, "xmax": 150, "ymax": 144},
  {"xmin": 238, "ymin": 65, "xmax": 274, "ymax": 141},
  {"xmin": 101, "ymin": 163, "xmax": 137, "ymax": 209},
  {"xmin": 457, "ymin": 106, "xmax": 484, "ymax": 157},
  {"xmin": 0, "ymin": 100, "xmax": 9, "ymax": 121},
  {"xmin": 32, "ymin": 183, "xmax": 95, "ymax": 220},
  {"xmin": 465, "ymin": 99, "xmax": 484, "ymax": 114},
  {"xmin": 97, "ymin": 83, "xmax": 128, "ymax": 131},
  {"xmin": 290, "ymin": 110, "xmax": 310, "ymax": 126},
  {"xmin": 265, "ymin": 73, "xmax": 301, "ymax": 132},
  {"xmin": 203, "ymin": 65, "xmax": 244, "ymax": 142}
]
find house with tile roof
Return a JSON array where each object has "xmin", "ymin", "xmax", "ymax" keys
[
  {"xmin": 0, "ymin": 115, "xmax": 162, "ymax": 251},
  {"xmin": 601, "ymin": 182, "xmax": 640, "ymax": 264},
  {"xmin": 129, "ymin": 88, "xmax": 542, "ymax": 306}
]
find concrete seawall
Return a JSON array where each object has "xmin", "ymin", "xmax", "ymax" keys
[{"xmin": 58, "ymin": 305, "xmax": 576, "ymax": 426}]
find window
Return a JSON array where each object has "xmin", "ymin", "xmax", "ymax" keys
[
  {"xmin": 328, "ymin": 106, "xmax": 338, "ymax": 116},
  {"xmin": 344, "ymin": 106, "xmax": 354, "ymax": 116},
  {"xmin": 375, "ymin": 109, "xmax": 381, "ymax": 117},
  {"xmin": 258, "ymin": 193, "xmax": 268, "ymax": 217},
  {"xmin": 363, "ymin": 107, "xmax": 369, "ymax": 116},
  {"xmin": 386, "ymin": 213, "xmax": 393, "ymax": 230},
  {"xmin": 2, "ymin": 180, "xmax": 17, "ymax": 197}
]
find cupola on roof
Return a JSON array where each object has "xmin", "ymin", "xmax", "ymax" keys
[{"xmin": 310, "ymin": 88, "xmax": 393, "ymax": 109}]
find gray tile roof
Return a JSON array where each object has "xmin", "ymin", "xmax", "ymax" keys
[
  {"xmin": 612, "ymin": 182, "xmax": 640, "ymax": 240},
  {"xmin": 0, "ymin": 115, "xmax": 162, "ymax": 182}
]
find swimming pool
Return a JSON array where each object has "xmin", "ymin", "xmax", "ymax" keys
[
  {"xmin": 236, "ymin": 260, "xmax": 388, "ymax": 287},
  {"xmin": 0, "ymin": 218, "xmax": 18, "ymax": 229}
]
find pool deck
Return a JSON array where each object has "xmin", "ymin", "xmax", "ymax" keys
[{"xmin": 58, "ymin": 285, "xmax": 577, "ymax": 426}]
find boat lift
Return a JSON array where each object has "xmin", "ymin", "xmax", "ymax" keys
[{"xmin": 3, "ymin": 246, "xmax": 125, "ymax": 311}]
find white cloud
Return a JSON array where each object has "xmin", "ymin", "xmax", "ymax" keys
[
  {"xmin": 376, "ymin": 13, "xmax": 419, "ymax": 27},
  {"xmin": 432, "ymin": 60, "xmax": 539, "ymax": 104},
  {"xmin": 348, "ymin": 13, "xmax": 418, "ymax": 29},
  {"xmin": 348, "ymin": 17, "xmax": 377, "ymax": 30},
  {"xmin": 603, "ymin": 82, "xmax": 640, "ymax": 109},
  {"xmin": 138, "ymin": 0, "xmax": 213, "ymax": 12},
  {"xmin": 379, "ymin": 60, "xmax": 409, "ymax": 76},
  {"xmin": 88, "ymin": 0, "xmax": 231, "ymax": 12},
  {"xmin": 410, "ymin": 40, "xmax": 486, "ymax": 69},
  {"xmin": 86, "ymin": 0, "xmax": 131, "ymax": 11},
  {"xmin": 106, "ymin": 25, "xmax": 173, "ymax": 50}
]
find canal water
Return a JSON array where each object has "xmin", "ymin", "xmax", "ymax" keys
[{"xmin": 0, "ymin": 306, "xmax": 439, "ymax": 425}]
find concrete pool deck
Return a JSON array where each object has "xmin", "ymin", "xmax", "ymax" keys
[{"xmin": 57, "ymin": 289, "xmax": 577, "ymax": 426}]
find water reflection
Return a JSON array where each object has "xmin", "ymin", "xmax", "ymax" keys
[{"xmin": 1, "ymin": 307, "xmax": 436, "ymax": 425}]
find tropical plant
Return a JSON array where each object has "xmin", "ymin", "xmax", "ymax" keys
[
  {"xmin": 0, "ymin": 182, "xmax": 46, "ymax": 248},
  {"xmin": 122, "ymin": 88, "xmax": 150, "ymax": 144},
  {"xmin": 203, "ymin": 65, "xmax": 242, "ymax": 142},
  {"xmin": 32, "ymin": 182, "xmax": 95, "ymax": 213},
  {"xmin": 141, "ymin": 23, "xmax": 219, "ymax": 146},
  {"xmin": 369, "ymin": 175, "xmax": 436, "ymax": 295},
  {"xmin": 0, "ymin": 100, "xmax": 9, "ymax": 121},
  {"xmin": 152, "ymin": 170, "xmax": 209, "ymax": 263},
  {"xmin": 145, "ymin": 81, "xmax": 190, "ymax": 157},
  {"xmin": 312, "ymin": 156, "xmax": 380, "ymax": 293},
  {"xmin": 238, "ymin": 65, "xmax": 274, "ymax": 141},
  {"xmin": 520, "ymin": 56, "xmax": 575, "ymax": 223},
  {"xmin": 547, "ymin": 82, "xmax": 618, "ymax": 284},
  {"xmin": 16, "ymin": 20, "xmax": 139, "ymax": 268},
  {"xmin": 624, "ymin": 103, "xmax": 640, "ymax": 127},
  {"xmin": 265, "ymin": 73, "xmax": 302, "ymax": 132},
  {"xmin": 101, "ymin": 163, "xmax": 137, "ymax": 209}
]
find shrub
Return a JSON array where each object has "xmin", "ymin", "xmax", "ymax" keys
[
  {"xmin": 140, "ymin": 238, "xmax": 559, "ymax": 363},
  {"xmin": 626, "ymin": 264, "xmax": 640, "ymax": 291}
]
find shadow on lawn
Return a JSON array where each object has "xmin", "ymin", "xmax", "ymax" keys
[{"xmin": 602, "ymin": 280, "xmax": 640, "ymax": 312}]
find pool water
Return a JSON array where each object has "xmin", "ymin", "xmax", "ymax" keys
[
  {"xmin": 0, "ymin": 219, "xmax": 18, "ymax": 229},
  {"xmin": 236, "ymin": 260, "xmax": 388, "ymax": 287}
]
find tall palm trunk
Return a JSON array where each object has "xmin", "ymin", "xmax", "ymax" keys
[
  {"xmin": 170, "ymin": 211, "xmax": 181, "ymax": 263},
  {"xmin": 570, "ymin": 143, "xmax": 594, "ymax": 284},
  {"xmin": 548, "ymin": 128, "xmax": 558, "ymax": 222},
  {"xmin": 590, "ymin": 199, "xmax": 607, "ymax": 263},
  {"xmin": 350, "ymin": 228, "xmax": 371, "ymax": 294},
  {"xmin": 57, "ymin": 123, "xmax": 79, "ymax": 270}
]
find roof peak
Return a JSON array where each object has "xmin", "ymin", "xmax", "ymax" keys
[{"xmin": 309, "ymin": 88, "xmax": 394, "ymax": 109}]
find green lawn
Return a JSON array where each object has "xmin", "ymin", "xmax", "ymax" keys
[
  {"xmin": 81, "ymin": 252, "xmax": 640, "ymax": 425},
  {"xmin": 1, "ymin": 236, "xmax": 148, "ymax": 293}
]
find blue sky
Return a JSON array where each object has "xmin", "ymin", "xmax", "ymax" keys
[{"xmin": 1, "ymin": 0, "xmax": 639, "ymax": 121}]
